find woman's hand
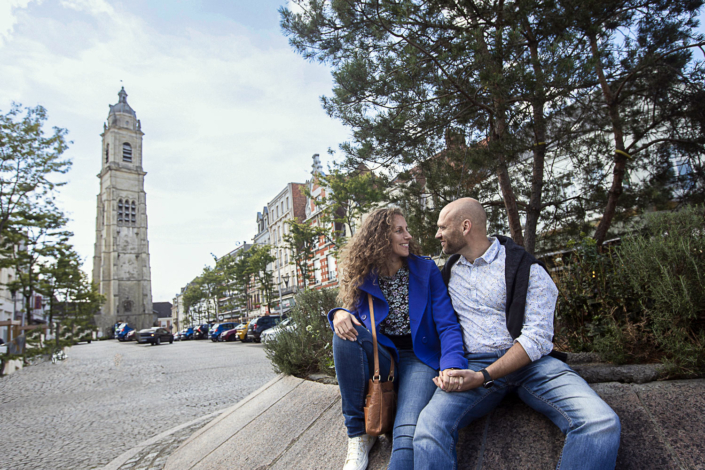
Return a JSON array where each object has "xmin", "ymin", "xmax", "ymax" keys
[
  {"xmin": 332, "ymin": 309, "xmax": 362, "ymax": 341},
  {"xmin": 434, "ymin": 369, "xmax": 482, "ymax": 392}
]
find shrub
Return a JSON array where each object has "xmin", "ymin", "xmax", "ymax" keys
[
  {"xmin": 554, "ymin": 205, "xmax": 705, "ymax": 377},
  {"xmin": 618, "ymin": 205, "xmax": 705, "ymax": 377},
  {"xmin": 552, "ymin": 236, "xmax": 644, "ymax": 362},
  {"xmin": 264, "ymin": 288, "xmax": 338, "ymax": 377}
]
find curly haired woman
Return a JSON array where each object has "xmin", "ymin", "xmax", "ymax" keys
[{"xmin": 328, "ymin": 208, "xmax": 467, "ymax": 470}]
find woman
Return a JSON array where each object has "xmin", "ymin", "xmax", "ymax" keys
[{"xmin": 329, "ymin": 208, "xmax": 467, "ymax": 470}]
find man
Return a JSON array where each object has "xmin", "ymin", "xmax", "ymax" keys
[{"xmin": 413, "ymin": 198, "xmax": 621, "ymax": 469}]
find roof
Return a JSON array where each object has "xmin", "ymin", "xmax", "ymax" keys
[
  {"xmin": 109, "ymin": 87, "xmax": 136, "ymax": 117},
  {"xmin": 153, "ymin": 302, "xmax": 173, "ymax": 318}
]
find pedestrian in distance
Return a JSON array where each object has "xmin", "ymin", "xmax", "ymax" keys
[
  {"xmin": 329, "ymin": 207, "xmax": 467, "ymax": 470},
  {"xmin": 413, "ymin": 198, "xmax": 621, "ymax": 469}
]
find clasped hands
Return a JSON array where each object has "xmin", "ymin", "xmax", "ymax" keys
[{"xmin": 434, "ymin": 368, "xmax": 484, "ymax": 392}]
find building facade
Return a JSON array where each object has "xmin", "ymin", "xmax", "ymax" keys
[
  {"xmin": 303, "ymin": 154, "xmax": 339, "ymax": 290},
  {"xmin": 268, "ymin": 182, "xmax": 306, "ymax": 313},
  {"xmin": 92, "ymin": 88, "xmax": 154, "ymax": 333}
]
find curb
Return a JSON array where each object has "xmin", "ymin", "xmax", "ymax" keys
[
  {"xmin": 102, "ymin": 375, "xmax": 286, "ymax": 470},
  {"xmin": 101, "ymin": 410, "xmax": 223, "ymax": 470}
]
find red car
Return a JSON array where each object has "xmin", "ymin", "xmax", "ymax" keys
[{"xmin": 219, "ymin": 327, "xmax": 240, "ymax": 342}]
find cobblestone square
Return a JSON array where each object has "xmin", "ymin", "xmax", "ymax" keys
[{"xmin": 0, "ymin": 339, "xmax": 276, "ymax": 470}]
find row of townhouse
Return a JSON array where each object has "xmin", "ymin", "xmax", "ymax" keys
[{"xmin": 171, "ymin": 154, "xmax": 343, "ymax": 331}]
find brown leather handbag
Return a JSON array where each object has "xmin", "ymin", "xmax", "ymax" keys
[{"xmin": 364, "ymin": 293, "xmax": 397, "ymax": 436}]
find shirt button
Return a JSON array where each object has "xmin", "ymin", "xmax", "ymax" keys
[
  {"xmin": 361, "ymin": 315, "xmax": 367, "ymax": 320},
  {"xmin": 422, "ymin": 337, "xmax": 427, "ymax": 343}
]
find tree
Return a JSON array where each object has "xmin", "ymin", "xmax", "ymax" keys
[
  {"xmin": 311, "ymin": 164, "xmax": 386, "ymax": 248},
  {"xmin": 283, "ymin": 219, "xmax": 328, "ymax": 289},
  {"xmin": 247, "ymin": 244, "xmax": 277, "ymax": 312},
  {"xmin": 565, "ymin": 0, "xmax": 705, "ymax": 244},
  {"xmin": 282, "ymin": 0, "xmax": 587, "ymax": 253},
  {"xmin": 231, "ymin": 249, "xmax": 254, "ymax": 317},
  {"xmin": 1, "ymin": 210, "xmax": 71, "ymax": 326},
  {"xmin": 282, "ymin": 0, "xmax": 705, "ymax": 252},
  {"xmin": 41, "ymin": 246, "xmax": 104, "ymax": 347},
  {"xmin": 0, "ymin": 104, "xmax": 71, "ymax": 238}
]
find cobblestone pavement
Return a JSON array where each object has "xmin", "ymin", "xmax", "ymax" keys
[
  {"xmin": 114, "ymin": 417, "xmax": 210, "ymax": 470},
  {"xmin": 0, "ymin": 339, "xmax": 276, "ymax": 470}
]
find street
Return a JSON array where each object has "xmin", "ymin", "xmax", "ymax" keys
[{"xmin": 0, "ymin": 339, "xmax": 277, "ymax": 470}]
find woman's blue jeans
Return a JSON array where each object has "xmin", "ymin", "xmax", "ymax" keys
[{"xmin": 333, "ymin": 324, "xmax": 438, "ymax": 470}]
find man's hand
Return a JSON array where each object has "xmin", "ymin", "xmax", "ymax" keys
[
  {"xmin": 332, "ymin": 309, "xmax": 362, "ymax": 341},
  {"xmin": 433, "ymin": 369, "xmax": 484, "ymax": 392}
]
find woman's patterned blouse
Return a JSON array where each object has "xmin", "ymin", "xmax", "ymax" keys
[{"xmin": 378, "ymin": 265, "xmax": 411, "ymax": 337}]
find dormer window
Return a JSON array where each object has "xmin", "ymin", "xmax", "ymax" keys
[
  {"xmin": 105, "ymin": 144, "xmax": 109, "ymax": 163},
  {"xmin": 123, "ymin": 143, "xmax": 132, "ymax": 163}
]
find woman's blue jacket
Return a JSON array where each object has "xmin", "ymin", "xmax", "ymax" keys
[{"xmin": 327, "ymin": 254, "xmax": 468, "ymax": 371}]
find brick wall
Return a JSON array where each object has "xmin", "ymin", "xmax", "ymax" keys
[{"xmin": 291, "ymin": 183, "xmax": 307, "ymax": 222}]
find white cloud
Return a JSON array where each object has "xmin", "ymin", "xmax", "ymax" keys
[
  {"xmin": 59, "ymin": 0, "xmax": 113, "ymax": 15},
  {"xmin": 0, "ymin": 0, "xmax": 37, "ymax": 45}
]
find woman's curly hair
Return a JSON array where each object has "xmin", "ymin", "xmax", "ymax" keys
[{"xmin": 337, "ymin": 207, "xmax": 420, "ymax": 310}]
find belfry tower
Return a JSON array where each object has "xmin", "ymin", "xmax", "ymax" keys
[{"xmin": 92, "ymin": 87, "xmax": 153, "ymax": 333}]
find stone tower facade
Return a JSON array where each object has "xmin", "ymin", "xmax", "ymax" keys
[{"xmin": 92, "ymin": 88, "xmax": 153, "ymax": 333}]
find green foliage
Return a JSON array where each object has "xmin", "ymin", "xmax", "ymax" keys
[
  {"xmin": 553, "ymin": 236, "xmax": 644, "ymax": 363},
  {"xmin": 618, "ymin": 206, "xmax": 705, "ymax": 376},
  {"xmin": 308, "ymin": 165, "xmax": 386, "ymax": 249},
  {"xmin": 264, "ymin": 288, "xmax": 338, "ymax": 377},
  {"xmin": 554, "ymin": 206, "xmax": 705, "ymax": 377},
  {"xmin": 281, "ymin": 0, "xmax": 705, "ymax": 252},
  {"xmin": 247, "ymin": 244, "xmax": 276, "ymax": 311},
  {"xmin": 0, "ymin": 103, "xmax": 71, "ymax": 238},
  {"xmin": 283, "ymin": 219, "xmax": 328, "ymax": 289},
  {"xmin": 41, "ymin": 245, "xmax": 104, "ymax": 348}
]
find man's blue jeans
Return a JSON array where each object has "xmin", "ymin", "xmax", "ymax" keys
[
  {"xmin": 333, "ymin": 324, "xmax": 438, "ymax": 470},
  {"xmin": 414, "ymin": 351, "xmax": 621, "ymax": 470}
]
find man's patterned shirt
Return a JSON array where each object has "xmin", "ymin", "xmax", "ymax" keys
[{"xmin": 447, "ymin": 237, "xmax": 557, "ymax": 361}]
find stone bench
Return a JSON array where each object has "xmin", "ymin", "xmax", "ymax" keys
[{"xmin": 164, "ymin": 373, "xmax": 705, "ymax": 469}]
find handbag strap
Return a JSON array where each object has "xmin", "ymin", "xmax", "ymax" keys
[{"xmin": 367, "ymin": 293, "xmax": 395, "ymax": 383}]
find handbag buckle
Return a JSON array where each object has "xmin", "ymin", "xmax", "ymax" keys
[
  {"xmin": 388, "ymin": 374, "xmax": 395, "ymax": 382},
  {"xmin": 372, "ymin": 374, "xmax": 381, "ymax": 382}
]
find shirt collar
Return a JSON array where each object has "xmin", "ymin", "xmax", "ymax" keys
[{"xmin": 456, "ymin": 237, "xmax": 499, "ymax": 267}]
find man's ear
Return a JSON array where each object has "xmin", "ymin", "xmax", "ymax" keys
[{"xmin": 462, "ymin": 219, "xmax": 472, "ymax": 236}]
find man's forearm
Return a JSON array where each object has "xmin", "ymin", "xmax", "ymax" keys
[
  {"xmin": 438, "ymin": 342, "xmax": 532, "ymax": 392},
  {"xmin": 485, "ymin": 342, "xmax": 531, "ymax": 381}
]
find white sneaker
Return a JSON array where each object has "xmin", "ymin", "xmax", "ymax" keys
[{"xmin": 343, "ymin": 434, "xmax": 377, "ymax": 470}]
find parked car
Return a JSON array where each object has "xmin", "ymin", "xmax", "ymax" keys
[
  {"xmin": 125, "ymin": 330, "xmax": 136, "ymax": 341},
  {"xmin": 137, "ymin": 327, "xmax": 174, "ymax": 345},
  {"xmin": 117, "ymin": 324, "xmax": 134, "ymax": 342},
  {"xmin": 173, "ymin": 330, "xmax": 182, "ymax": 341},
  {"xmin": 219, "ymin": 325, "xmax": 243, "ymax": 342},
  {"xmin": 261, "ymin": 318, "xmax": 294, "ymax": 343},
  {"xmin": 237, "ymin": 321, "xmax": 252, "ymax": 342},
  {"xmin": 181, "ymin": 327, "xmax": 195, "ymax": 340},
  {"xmin": 193, "ymin": 324, "xmax": 210, "ymax": 340},
  {"xmin": 209, "ymin": 322, "xmax": 236, "ymax": 342},
  {"xmin": 246, "ymin": 315, "xmax": 285, "ymax": 343}
]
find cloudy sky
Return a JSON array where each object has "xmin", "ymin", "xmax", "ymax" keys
[{"xmin": 0, "ymin": 0, "xmax": 350, "ymax": 302}]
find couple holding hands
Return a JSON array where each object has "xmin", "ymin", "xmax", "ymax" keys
[{"xmin": 328, "ymin": 199, "xmax": 621, "ymax": 470}]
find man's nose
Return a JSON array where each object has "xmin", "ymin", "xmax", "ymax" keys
[{"xmin": 435, "ymin": 229, "xmax": 442, "ymax": 239}]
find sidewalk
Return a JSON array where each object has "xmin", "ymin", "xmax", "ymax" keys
[{"xmin": 150, "ymin": 373, "xmax": 705, "ymax": 470}]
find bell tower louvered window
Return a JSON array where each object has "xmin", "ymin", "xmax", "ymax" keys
[
  {"xmin": 105, "ymin": 144, "xmax": 109, "ymax": 163},
  {"xmin": 117, "ymin": 199, "xmax": 124, "ymax": 223},
  {"xmin": 122, "ymin": 142, "xmax": 132, "ymax": 163},
  {"xmin": 131, "ymin": 201, "xmax": 136, "ymax": 224}
]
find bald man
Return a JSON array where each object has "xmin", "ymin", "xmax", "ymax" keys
[{"xmin": 413, "ymin": 198, "xmax": 621, "ymax": 469}]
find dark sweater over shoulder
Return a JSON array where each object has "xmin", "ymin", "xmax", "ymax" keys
[{"xmin": 441, "ymin": 235, "xmax": 566, "ymax": 362}]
